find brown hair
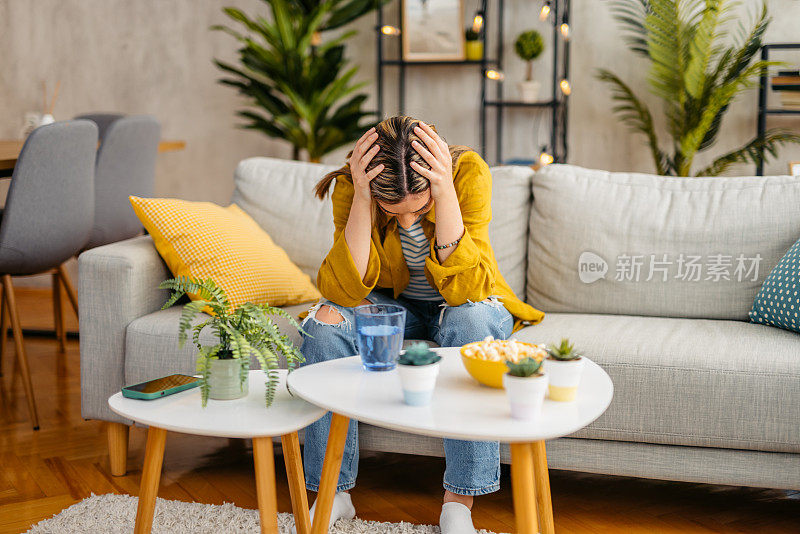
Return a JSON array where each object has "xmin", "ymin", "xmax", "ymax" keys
[{"xmin": 314, "ymin": 115, "xmax": 470, "ymax": 202}]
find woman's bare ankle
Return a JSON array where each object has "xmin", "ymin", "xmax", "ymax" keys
[{"xmin": 443, "ymin": 490, "xmax": 473, "ymax": 509}]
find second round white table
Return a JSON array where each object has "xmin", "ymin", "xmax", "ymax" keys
[
  {"xmin": 287, "ymin": 347, "xmax": 613, "ymax": 534},
  {"xmin": 109, "ymin": 370, "xmax": 326, "ymax": 534}
]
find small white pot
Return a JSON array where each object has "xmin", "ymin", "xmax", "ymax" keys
[
  {"xmin": 543, "ymin": 357, "xmax": 585, "ymax": 402},
  {"xmin": 397, "ymin": 362, "xmax": 440, "ymax": 406},
  {"xmin": 517, "ymin": 80, "xmax": 541, "ymax": 103},
  {"xmin": 208, "ymin": 358, "xmax": 248, "ymax": 400},
  {"xmin": 503, "ymin": 372, "xmax": 548, "ymax": 420}
]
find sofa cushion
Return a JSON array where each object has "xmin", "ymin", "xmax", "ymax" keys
[
  {"xmin": 231, "ymin": 157, "xmax": 337, "ymax": 280},
  {"xmin": 527, "ymin": 164, "xmax": 800, "ymax": 320},
  {"xmin": 124, "ymin": 303, "xmax": 310, "ymax": 385},
  {"xmin": 232, "ymin": 157, "xmax": 533, "ymax": 298},
  {"xmin": 750, "ymin": 235, "xmax": 800, "ymax": 333},
  {"xmin": 514, "ymin": 313, "xmax": 800, "ymax": 453}
]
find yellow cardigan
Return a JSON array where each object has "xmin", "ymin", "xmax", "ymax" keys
[{"xmin": 317, "ymin": 150, "xmax": 544, "ymax": 331}]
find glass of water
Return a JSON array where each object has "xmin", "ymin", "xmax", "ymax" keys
[{"xmin": 354, "ymin": 304, "xmax": 406, "ymax": 372}]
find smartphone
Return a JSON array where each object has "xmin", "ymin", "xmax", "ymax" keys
[{"xmin": 121, "ymin": 374, "xmax": 200, "ymax": 400}]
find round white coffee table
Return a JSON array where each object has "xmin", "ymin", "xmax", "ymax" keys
[
  {"xmin": 287, "ymin": 348, "xmax": 613, "ymax": 534},
  {"xmin": 109, "ymin": 370, "xmax": 326, "ymax": 534}
]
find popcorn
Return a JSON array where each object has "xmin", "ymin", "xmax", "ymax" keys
[{"xmin": 462, "ymin": 337, "xmax": 546, "ymax": 364}]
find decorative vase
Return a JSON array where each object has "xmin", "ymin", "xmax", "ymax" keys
[
  {"xmin": 503, "ymin": 372, "xmax": 548, "ymax": 420},
  {"xmin": 465, "ymin": 40, "xmax": 484, "ymax": 61},
  {"xmin": 397, "ymin": 361, "xmax": 440, "ymax": 406},
  {"xmin": 517, "ymin": 80, "xmax": 541, "ymax": 103},
  {"xmin": 543, "ymin": 357, "xmax": 585, "ymax": 401},
  {"xmin": 208, "ymin": 357, "xmax": 248, "ymax": 400}
]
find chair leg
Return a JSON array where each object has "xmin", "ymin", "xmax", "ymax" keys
[
  {"xmin": 3, "ymin": 275, "xmax": 39, "ymax": 430},
  {"xmin": 56, "ymin": 264, "xmax": 79, "ymax": 317},
  {"xmin": 107, "ymin": 422, "xmax": 130, "ymax": 476},
  {"xmin": 0, "ymin": 285, "xmax": 4, "ymax": 377},
  {"xmin": 52, "ymin": 273, "xmax": 66, "ymax": 352}
]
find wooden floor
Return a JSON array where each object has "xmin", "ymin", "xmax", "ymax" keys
[{"xmin": 0, "ymin": 288, "xmax": 798, "ymax": 533}]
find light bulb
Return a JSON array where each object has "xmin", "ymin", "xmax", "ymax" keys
[
  {"xmin": 381, "ymin": 25, "xmax": 401, "ymax": 36},
  {"xmin": 560, "ymin": 23, "xmax": 570, "ymax": 39},
  {"xmin": 559, "ymin": 79, "xmax": 571, "ymax": 95},
  {"xmin": 539, "ymin": 2, "xmax": 551, "ymax": 21},
  {"xmin": 472, "ymin": 14, "xmax": 484, "ymax": 33},
  {"xmin": 485, "ymin": 69, "xmax": 505, "ymax": 81},
  {"xmin": 539, "ymin": 151, "xmax": 554, "ymax": 166}
]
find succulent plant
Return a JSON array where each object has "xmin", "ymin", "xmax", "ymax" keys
[
  {"xmin": 546, "ymin": 338, "xmax": 582, "ymax": 361},
  {"xmin": 398, "ymin": 342, "xmax": 442, "ymax": 366},
  {"xmin": 506, "ymin": 356, "xmax": 544, "ymax": 377}
]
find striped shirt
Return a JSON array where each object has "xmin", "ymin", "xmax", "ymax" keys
[{"xmin": 398, "ymin": 219, "xmax": 443, "ymax": 301}]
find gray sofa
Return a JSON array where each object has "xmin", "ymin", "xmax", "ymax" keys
[{"xmin": 79, "ymin": 158, "xmax": 800, "ymax": 489}]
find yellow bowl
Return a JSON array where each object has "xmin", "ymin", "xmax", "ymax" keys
[{"xmin": 460, "ymin": 341, "xmax": 543, "ymax": 389}]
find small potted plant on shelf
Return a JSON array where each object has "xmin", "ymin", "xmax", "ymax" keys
[
  {"xmin": 160, "ymin": 276, "xmax": 305, "ymax": 407},
  {"xmin": 397, "ymin": 342, "xmax": 442, "ymax": 406},
  {"xmin": 543, "ymin": 338, "xmax": 584, "ymax": 402},
  {"xmin": 465, "ymin": 13, "xmax": 484, "ymax": 61},
  {"xmin": 514, "ymin": 29, "xmax": 545, "ymax": 102},
  {"xmin": 503, "ymin": 353, "xmax": 548, "ymax": 420}
]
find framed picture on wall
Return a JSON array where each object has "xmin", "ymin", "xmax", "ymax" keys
[
  {"xmin": 790, "ymin": 161, "xmax": 800, "ymax": 177},
  {"xmin": 402, "ymin": 0, "xmax": 465, "ymax": 61}
]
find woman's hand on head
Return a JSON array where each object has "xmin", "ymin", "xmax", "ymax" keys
[
  {"xmin": 349, "ymin": 127, "xmax": 384, "ymax": 203},
  {"xmin": 410, "ymin": 122, "xmax": 456, "ymax": 202}
]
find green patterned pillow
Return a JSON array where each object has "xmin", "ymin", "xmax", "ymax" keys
[{"xmin": 749, "ymin": 238, "xmax": 800, "ymax": 333}]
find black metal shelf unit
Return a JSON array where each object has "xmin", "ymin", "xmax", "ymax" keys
[
  {"xmin": 375, "ymin": 0, "xmax": 571, "ymax": 165},
  {"xmin": 756, "ymin": 43, "xmax": 800, "ymax": 176}
]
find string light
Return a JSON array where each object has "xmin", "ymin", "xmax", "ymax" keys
[
  {"xmin": 539, "ymin": 150, "xmax": 554, "ymax": 166},
  {"xmin": 560, "ymin": 23, "xmax": 570, "ymax": 39},
  {"xmin": 381, "ymin": 25, "xmax": 401, "ymax": 36},
  {"xmin": 472, "ymin": 13, "xmax": 484, "ymax": 34},
  {"xmin": 559, "ymin": 79, "xmax": 571, "ymax": 95},
  {"xmin": 539, "ymin": 1, "xmax": 551, "ymax": 21},
  {"xmin": 485, "ymin": 69, "xmax": 505, "ymax": 81}
]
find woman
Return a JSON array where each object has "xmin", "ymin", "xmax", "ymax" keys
[{"xmin": 300, "ymin": 115, "xmax": 544, "ymax": 533}]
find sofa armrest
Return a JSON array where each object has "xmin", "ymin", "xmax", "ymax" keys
[{"xmin": 79, "ymin": 235, "xmax": 170, "ymax": 423}]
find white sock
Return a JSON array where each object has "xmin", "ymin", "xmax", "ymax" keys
[
  {"xmin": 439, "ymin": 502, "xmax": 476, "ymax": 534},
  {"xmin": 292, "ymin": 491, "xmax": 355, "ymax": 533}
]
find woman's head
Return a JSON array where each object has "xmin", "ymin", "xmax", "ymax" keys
[{"xmin": 315, "ymin": 116, "xmax": 469, "ymax": 221}]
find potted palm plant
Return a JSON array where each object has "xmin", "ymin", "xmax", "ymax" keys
[
  {"xmin": 543, "ymin": 338, "xmax": 584, "ymax": 402},
  {"xmin": 598, "ymin": 0, "xmax": 800, "ymax": 176},
  {"xmin": 397, "ymin": 342, "xmax": 442, "ymax": 406},
  {"xmin": 160, "ymin": 276, "xmax": 305, "ymax": 407},
  {"xmin": 212, "ymin": 0, "xmax": 382, "ymax": 162},
  {"xmin": 503, "ymin": 354, "xmax": 548, "ymax": 420},
  {"xmin": 514, "ymin": 29, "xmax": 545, "ymax": 102}
]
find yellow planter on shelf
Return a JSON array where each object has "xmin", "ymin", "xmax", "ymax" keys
[{"xmin": 465, "ymin": 40, "xmax": 484, "ymax": 61}]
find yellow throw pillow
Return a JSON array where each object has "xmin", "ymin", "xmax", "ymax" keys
[{"xmin": 129, "ymin": 196, "xmax": 320, "ymax": 309}]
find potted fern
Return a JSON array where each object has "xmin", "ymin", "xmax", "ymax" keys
[
  {"xmin": 397, "ymin": 342, "xmax": 442, "ymax": 406},
  {"xmin": 159, "ymin": 277, "xmax": 305, "ymax": 407},
  {"xmin": 503, "ymin": 354, "xmax": 548, "ymax": 420},
  {"xmin": 514, "ymin": 29, "xmax": 545, "ymax": 102},
  {"xmin": 543, "ymin": 338, "xmax": 584, "ymax": 402}
]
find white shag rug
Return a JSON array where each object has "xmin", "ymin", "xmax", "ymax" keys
[{"xmin": 26, "ymin": 493, "xmax": 506, "ymax": 533}]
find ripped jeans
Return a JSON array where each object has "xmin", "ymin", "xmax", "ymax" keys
[{"xmin": 299, "ymin": 288, "xmax": 514, "ymax": 496}]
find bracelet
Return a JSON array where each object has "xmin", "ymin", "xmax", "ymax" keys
[{"xmin": 434, "ymin": 236, "xmax": 462, "ymax": 250}]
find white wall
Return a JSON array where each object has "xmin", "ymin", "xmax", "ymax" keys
[{"xmin": 1, "ymin": 0, "xmax": 799, "ymax": 206}]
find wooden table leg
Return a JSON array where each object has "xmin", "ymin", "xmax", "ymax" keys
[
  {"xmin": 509, "ymin": 442, "xmax": 539, "ymax": 534},
  {"xmin": 532, "ymin": 440, "xmax": 555, "ymax": 534},
  {"xmin": 134, "ymin": 426, "xmax": 167, "ymax": 534},
  {"xmin": 282, "ymin": 432, "xmax": 311, "ymax": 534},
  {"xmin": 253, "ymin": 437, "xmax": 279, "ymax": 534},
  {"xmin": 311, "ymin": 413, "xmax": 350, "ymax": 534}
]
